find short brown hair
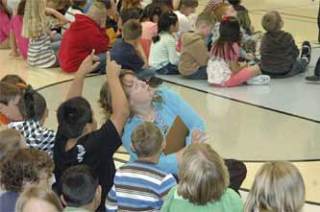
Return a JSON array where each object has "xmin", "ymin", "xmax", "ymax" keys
[
  {"xmin": 262, "ymin": 11, "xmax": 283, "ymax": 32},
  {"xmin": 122, "ymin": 19, "xmax": 142, "ymax": 41},
  {"xmin": 195, "ymin": 12, "xmax": 214, "ymax": 27},
  {"xmin": 0, "ymin": 128, "xmax": 23, "ymax": 161},
  {"xmin": 178, "ymin": 143, "xmax": 229, "ymax": 205},
  {"xmin": 179, "ymin": 0, "xmax": 199, "ymax": 9},
  {"xmin": 1, "ymin": 74, "xmax": 26, "ymax": 86},
  {"xmin": 16, "ymin": 186, "xmax": 63, "ymax": 212},
  {"xmin": 0, "ymin": 149, "xmax": 54, "ymax": 192},
  {"xmin": 131, "ymin": 122, "xmax": 163, "ymax": 157},
  {"xmin": 0, "ymin": 82, "xmax": 21, "ymax": 105}
]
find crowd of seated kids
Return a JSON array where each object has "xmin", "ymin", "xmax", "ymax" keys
[{"xmin": 0, "ymin": 0, "xmax": 312, "ymax": 212}]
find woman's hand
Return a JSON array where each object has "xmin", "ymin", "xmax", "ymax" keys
[{"xmin": 191, "ymin": 129, "xmax": 207, "ymax": 144}]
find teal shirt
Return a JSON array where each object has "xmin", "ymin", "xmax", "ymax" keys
[
  {"xmin": 122, "ymin": 87, "xmax": 205, "ymax": 175},
  {"xmin": 161, "ymin": 187, "xmax": 244, "ymax": 212}
]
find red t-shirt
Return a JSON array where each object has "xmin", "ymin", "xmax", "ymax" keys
[{"xmin": 59, "ymin": 14, "xmax": 109, "ymax": 73}]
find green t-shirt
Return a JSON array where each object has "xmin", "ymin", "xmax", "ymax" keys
[{"xmin": 161, "ymin": 187, "xmax": 244, "ymax": 212}]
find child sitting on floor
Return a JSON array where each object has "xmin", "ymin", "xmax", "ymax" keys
[
  {"xmin": 106, "ymin": 122, "xmax": 176, "ymax": 211},
  {"xmin": 161, "ymin": 143, "xmax": 243, "ymax": 212},
  {"xmin": 7, "ymin": 86, "xmax": 55, "ymax": 156},
  {"xmin": 149, "ymin": 11, "xmax": 180, "ymax": 74},
  {"xmin": 0, "ymin": 148, "xmax": 54, "ymax": 212},
  {"xmin": 111, "ymin": 19, "xmax": 153, "ymax": 78},
  {"xmin": 0, "ymin": 127, "xmax": 26, "ymax": 161},
  {"xmin": 22, "ymin": 0, "xmax": 65, "ymax": 68},
  {"xmin": 260, "ymin": 11, "xmax": 311, "ymax": 78},
  {"xmin": 174, "ymin": 0, "xmax": 199, "ymax": 38},
  {"xmin": 0, "ymin": 82, "xmax": 23, "ymax": 125},
  {"xmin": 179, "ymin": 12, "xmax": 213, "ymax": 79},
  {"xmin": 208, "ymin": 17, "xmax": 270, "ymax": 87},
  {"xmin": 140, "ymin": 2, "xmax": 162, "ymax": 58},
  {"xmin": 59, "ymin": 0, "xmax": 109, "ymax": 73},
  {"xmin": 60, "ymin": 165, "xmax": 102, "ymax": 212},
  {"xmin": 245, "ymin": 161, "xmax": 305, "ymax": 212},
  {"xmin": 53, "ymin": 53, "xmax": 129, "ymax": 211}
]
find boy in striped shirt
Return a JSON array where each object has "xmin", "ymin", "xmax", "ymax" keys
[{"xmin": 106, "ymin": 122, "xmax": 177, "ymax": 211}]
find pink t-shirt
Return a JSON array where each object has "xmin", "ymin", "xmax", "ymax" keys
[
  {"xmin": 141, "ymin": 21, "xmax": 158, "ymax": 58},
  {"xmin": 141, "ymin": 21, "xmax": 158, "ymax": 40},
  {"xmin": 10, "ymin": 15, "xmax": 29, "ymax": 59},
  {"xmin": 0, "ymin": 11, "xmax": 10, "ymax": 43}
]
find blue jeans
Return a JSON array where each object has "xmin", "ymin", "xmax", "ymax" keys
[
  {"xmin": 184, "ymin": 66, "xmax": 208, "ymax": 80},
  {"xmin": 156, "ymin": 63, "xmax": 179, "ymax": 75}
]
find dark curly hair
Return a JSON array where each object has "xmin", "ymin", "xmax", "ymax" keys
[{"xmin": 0, "ymin": 149, "xmax": 54, "ymax": 192}]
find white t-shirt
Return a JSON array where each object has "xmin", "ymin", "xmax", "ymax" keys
[{"xmin": 174, "ymin": 11, "xmax": 193, "ymax": 38}]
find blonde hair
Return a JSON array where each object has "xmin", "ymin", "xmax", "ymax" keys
[
  {"xmin": 22, "ymin": 0, "xmax": 49, "ymax": 38},
  {"xmin": 16, "ymin": 186, "xmax": 63, "ymax": 212},
  {"xmin": 213, "ymin": 3, "xmax": 231, "ymax": 22},
  {"xmin": 131, "ymin": 122, "xmax": 163, "ymax": 157},
  {"xmin": 178, "ymin": 143, "xmax": 229, "ymax": 205},
  {"xmin": 245, "ymin": 161, "xmax": 305, "ymax": 212}
]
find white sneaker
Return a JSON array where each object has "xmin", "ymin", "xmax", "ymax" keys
[{"xmin": 246, "ymin": 75, "xmax": 270, "ymax": 85}]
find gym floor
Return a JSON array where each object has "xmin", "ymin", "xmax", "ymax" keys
[{"xmin": 1, "ymin": 0, "xmax": 319, "ymax": 211}]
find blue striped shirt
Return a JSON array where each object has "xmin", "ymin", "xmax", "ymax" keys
[{"xmin": 106, "ymin": 160, "xmax": 177, "ymax": 211}]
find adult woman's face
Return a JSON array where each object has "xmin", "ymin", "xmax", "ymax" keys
[{"xmin": 121, "ymin": 74, "xmax": 155, "ymax": 106}]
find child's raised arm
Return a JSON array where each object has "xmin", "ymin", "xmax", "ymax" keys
[
  {"xmin": 45, "ymin": 7, "xmax": 69, "ymax": 26},
  {"xmin": 65, "ymin": 50, "xmax": 100, "ymax": 100},
  {"xmin": 107, "ymin": 53, "xmax": 130, "ymax": 134}
]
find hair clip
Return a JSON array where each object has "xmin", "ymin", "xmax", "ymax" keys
[{"xmin": 222, "ymin": 16, "xmax": 230, "ymax": 22}]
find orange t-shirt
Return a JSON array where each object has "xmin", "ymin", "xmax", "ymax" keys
[{"xmin": 0, "ymin": 113, "xmax": 9, "ymax": 125}]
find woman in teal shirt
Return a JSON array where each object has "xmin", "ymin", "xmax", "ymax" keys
[{"xmin": 99, "ymin": 72, "xmax": 247, "ymax": 191}]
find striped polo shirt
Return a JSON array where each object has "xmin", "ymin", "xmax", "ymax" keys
[
  {"xmin": 106, "ymin": 160, "xmax": 177, "ymax": 211},
  {"xmin": 27, "ymin": 33, "xmax": 57, "ymax": 68}
]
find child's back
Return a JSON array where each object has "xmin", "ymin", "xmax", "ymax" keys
[
  {"xmin": 260, "ymin": 11, "xmax": 311, "ymax": 78},
  {"xmin": 110, "ymin": 19, "xmax": 146, "ymax": 73},
  {"xmin": 107, "ymin": 160, "xmax": 177, "ymax": 211},
  {"xmin": 149, "ymin": 32, "xmax": 179, "ymax": 69},
  {"xmin": 260, "ymin": 30, "xmax": 299, "ymax": 74},
  {"xmin": 179, "ymin": 31, "xmax": 208, "ymax": 76},
  {"xmin": 107, "ymin": 122, "xmax": 176, "ymax": 211}
]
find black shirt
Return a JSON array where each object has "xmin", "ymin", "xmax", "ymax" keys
[{"xmin": 53, "ymin": 120, "xmax": 122, "ymax": 212}]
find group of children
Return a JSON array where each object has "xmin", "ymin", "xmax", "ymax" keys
[
  {"xmin": 0, "ymin": 0, "xmax": 312, "ymax": 211},
  {"xmin": 0, "ymin": 0, "xmax": 318, "ymax": 87}
]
